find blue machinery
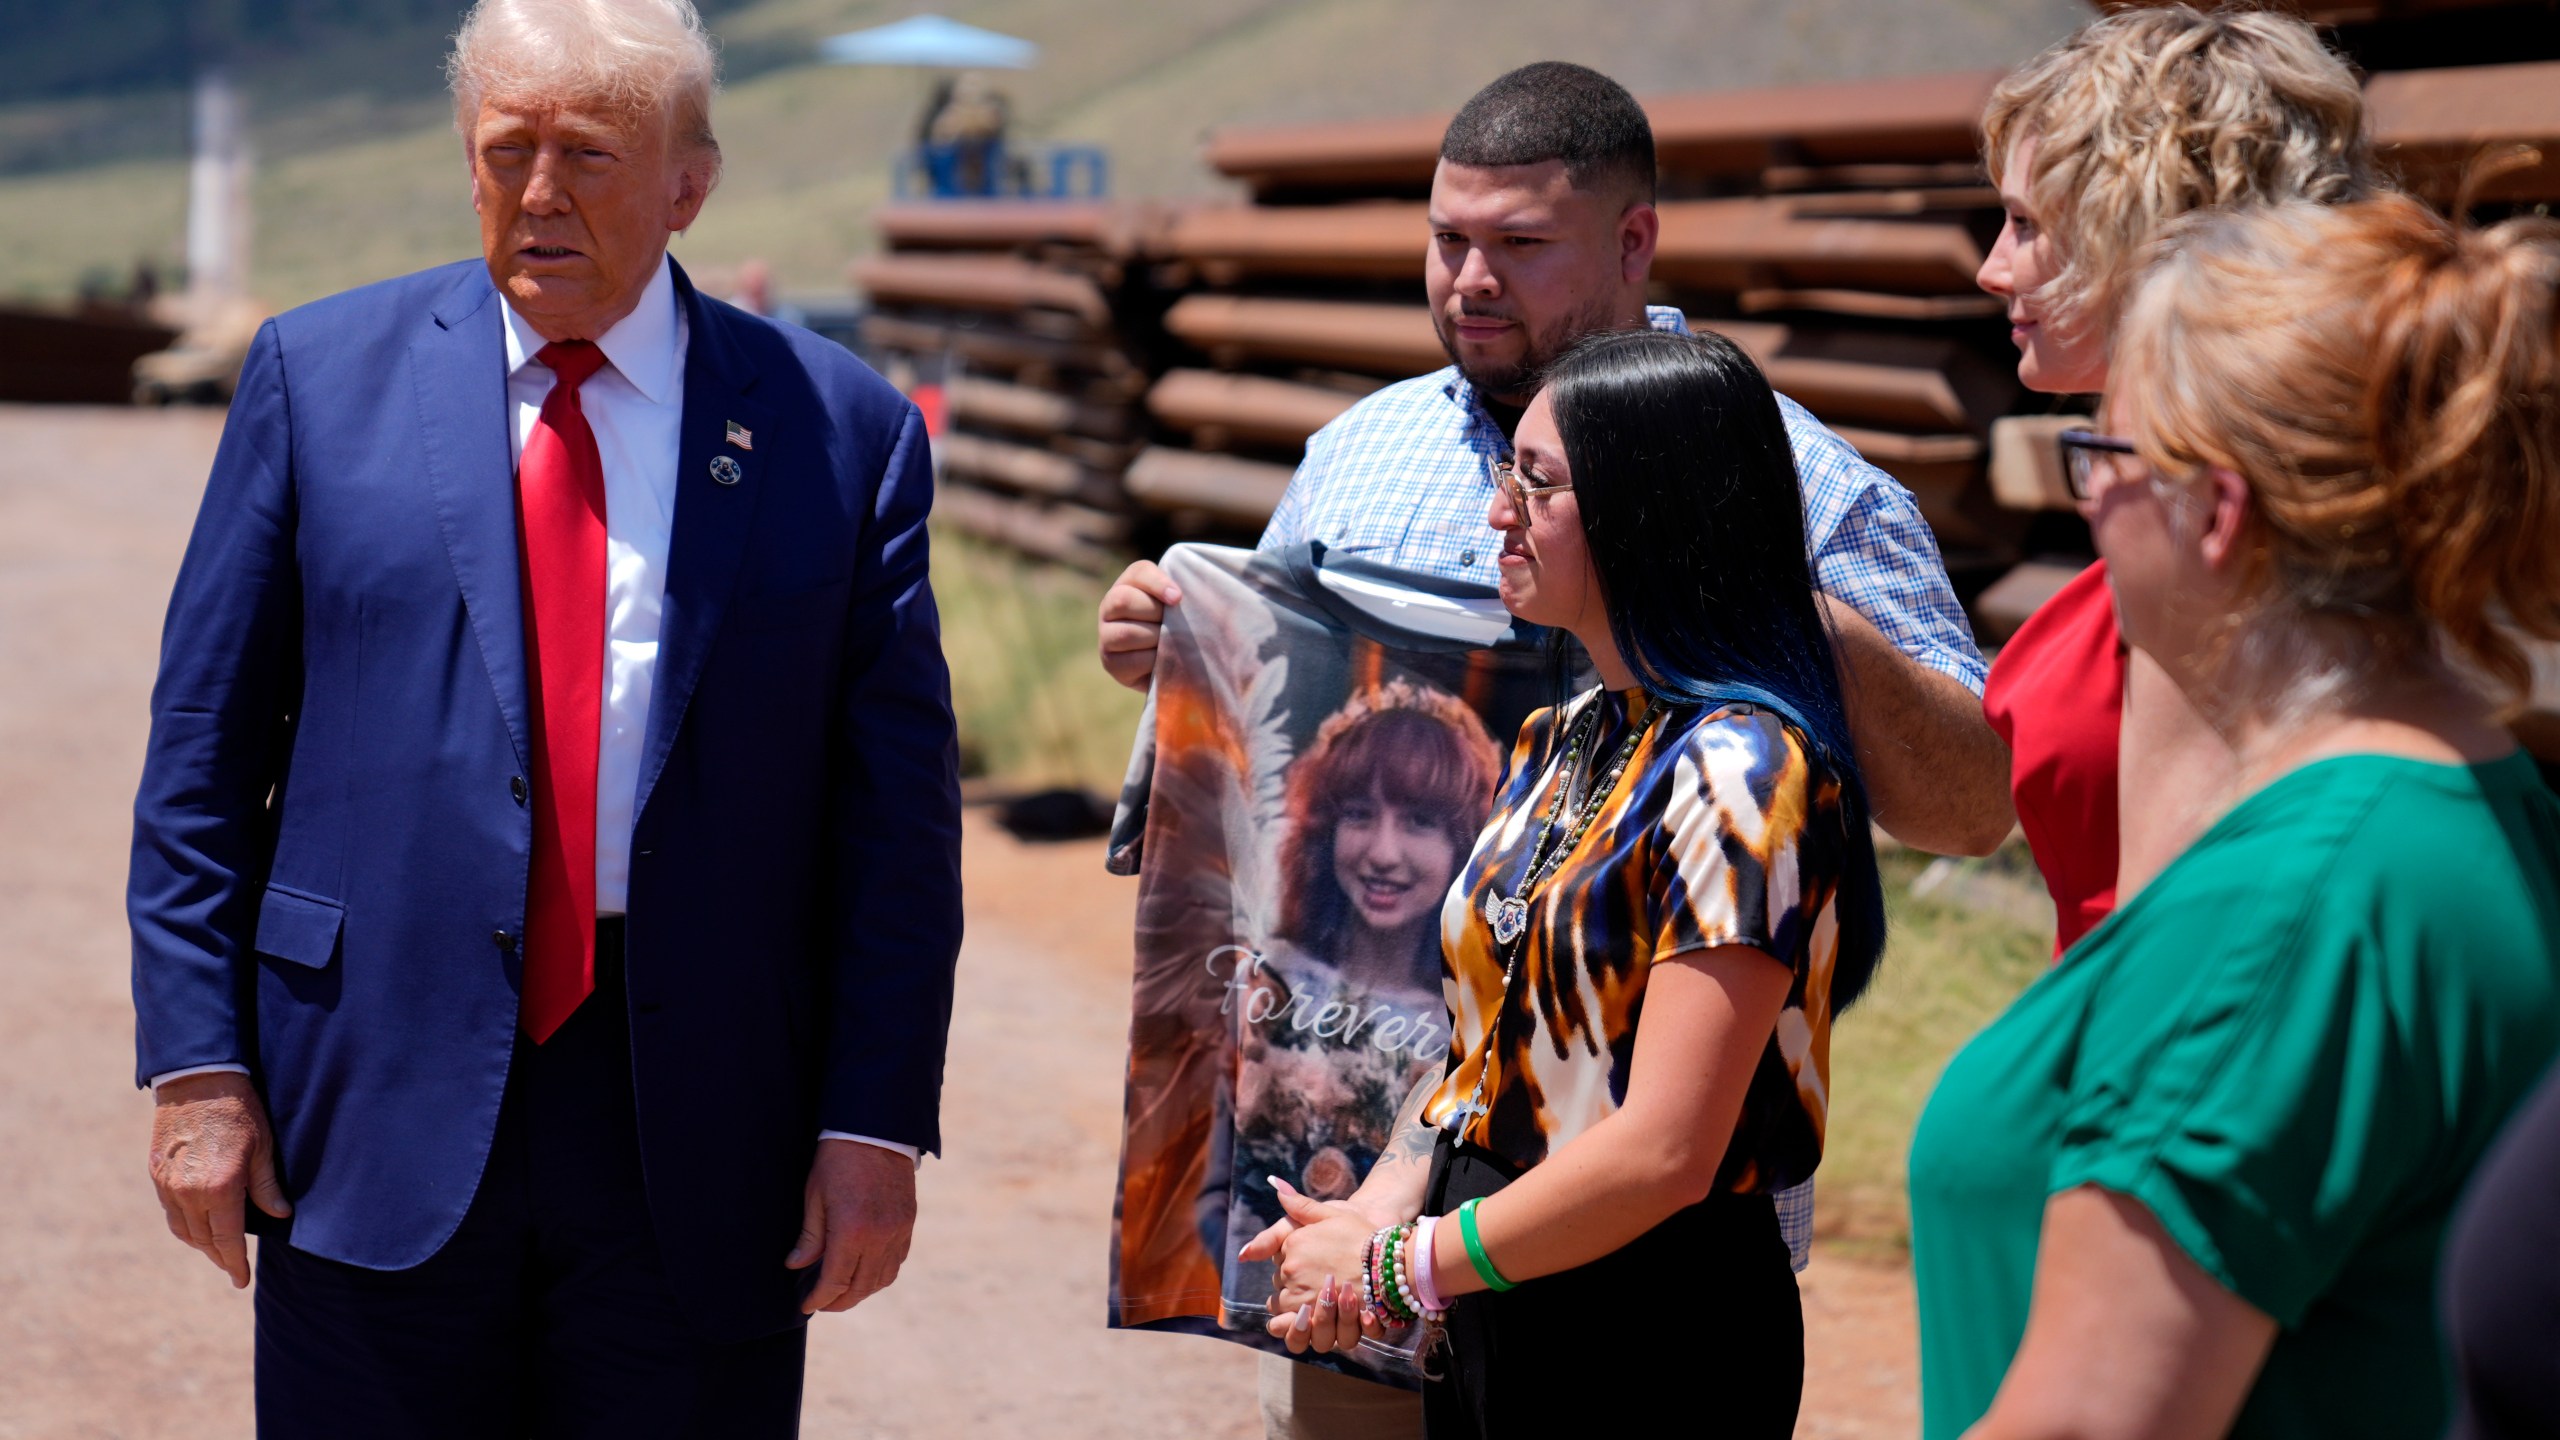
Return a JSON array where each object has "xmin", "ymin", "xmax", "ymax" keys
[{"xmin": 895, "ymin": 140, "xmax": 1109, "ymax": 199}]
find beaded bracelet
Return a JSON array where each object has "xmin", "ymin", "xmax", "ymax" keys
[
  {"xmin": 1381, "ymin": 1225, "xmax": 1417, "ymax": 1323},
  {"xmin": 1391, "ymin": 1226, "xmax": 1413, "ymax": 1314},
  {"xmin": 1369, "ymin": 1227, "xmax": 1399, "ymax": 1324},
  {"xmin": 1395, "ymin": 1226, "xmax": 1422, "ymax": 1319},
  {"xmin": 1367, "ymin": 1223, "xmax": 1419, "ymax": 1324},
  {"xmin": 1363, "ymin": 1225, "xmax": 1388, "ymax": 1325},
  {"xmin": 1360, "ymin": 1230, "xmax": 1385, "ymax": 1325}
]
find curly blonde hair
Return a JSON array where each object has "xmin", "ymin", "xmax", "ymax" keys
[
  {"xmin": 2117, "ymin": 195, "xmax": 2560, "ymax": 715},
  {"xmin": 1983, "ymin": 3, "xmax": 2372, "ymax": 335}
]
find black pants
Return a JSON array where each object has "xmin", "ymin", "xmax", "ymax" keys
[
  {"xmin": 1420, "ymin": 1139, "xmax": 1803, "ymax": 1440},
  {"xmin": 253, "ymin": 920, "xmax": 807, "ymax": 1439}
]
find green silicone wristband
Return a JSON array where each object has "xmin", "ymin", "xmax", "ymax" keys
[{"xmin": 1456, "ymin": 1197, "xmax": 1516, "ymax": 1293}]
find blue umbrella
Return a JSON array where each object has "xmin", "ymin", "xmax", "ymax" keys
[{"xmin": 819, "ymin": 14, "xmax": 1039, "ymax": 70}]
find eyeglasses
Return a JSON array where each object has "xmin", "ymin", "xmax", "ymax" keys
[
  {"xmin": 2056, "ymin": 428, "xmax": 2139, "ymax": 501},
  {"xmin": 1493, "ymin": 457, "xmax": 1573, "ymax": 513}
]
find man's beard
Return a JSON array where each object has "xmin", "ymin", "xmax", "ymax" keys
[{"xmin": 1434, "ymin": 293, "xmax": 1627, "ymax": 403}]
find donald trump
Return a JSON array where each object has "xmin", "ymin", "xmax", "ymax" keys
[{"xmin": 128, "ymin": 1, "xmax": 963, "ymax": 1433}]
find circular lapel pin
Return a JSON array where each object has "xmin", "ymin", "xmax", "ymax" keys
[{"xmin": 709, "ymin": 455, "xmax": 743, "ymax": 486}]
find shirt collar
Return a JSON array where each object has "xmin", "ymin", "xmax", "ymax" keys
[{"xmin": 499, "ymin": 251, "xmax": 681, "ymax": 404}]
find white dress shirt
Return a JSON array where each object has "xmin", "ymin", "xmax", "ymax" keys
[
  {"xmin": 158, "ymin": 255, "xmax": 916, "ymax": 1164},
  {"xmin": 500, "ymin": 253, "xmax": 681, "ymax": 919}
]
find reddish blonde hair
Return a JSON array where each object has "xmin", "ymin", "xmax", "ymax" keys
[
  {"xmin": 1275, "ymin": 683, "xmax": 1500, "ymax": 952},
  {"xmin": 2116, "ymin": 194, "xmax": 2560, "ymax": 710}
]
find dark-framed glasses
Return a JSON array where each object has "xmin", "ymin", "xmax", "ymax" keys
[
  {"xmin": 2057, "ymin": 428, "xmax": 2139, "ymax": 501},
  {"xmin": 1493, "ymin": 456, "xmax": 1572, "ymax": 512}
]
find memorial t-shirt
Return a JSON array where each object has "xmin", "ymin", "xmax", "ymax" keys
[{"xmin": 1103, "ymin": 542, "xmax": 1550, "ymax": 1380}]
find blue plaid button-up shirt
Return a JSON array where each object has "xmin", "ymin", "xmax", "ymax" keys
[
  {"xmin": 1259, "ymin": 306, "xmax": 1989, "ymax": 693},
  {"xmin": 1254, "ymin": 308, "xmax": 1986, "ymax": 1271}
]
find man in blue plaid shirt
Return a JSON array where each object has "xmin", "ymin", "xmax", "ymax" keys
[
  {"xmin": 1098, "ymin": 61, "xmax": 2015, "ymax": 1439},
  {"xmin": 1103, "ymin": 72, "xmax": 2009, "ymax": 857}
]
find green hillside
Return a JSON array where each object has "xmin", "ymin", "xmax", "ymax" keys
[{"xmin": 0, "ymin": 0, "xmax": 2086, "ymax": 308}]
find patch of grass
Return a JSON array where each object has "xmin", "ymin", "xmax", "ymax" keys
[
  {"xmin": 1818, "ymin": 847, "xmax": 2055, "ymax": 1259},
  {"xmin": 930, "ymin": 527, "xmax": 1143, "ymax": 794}
]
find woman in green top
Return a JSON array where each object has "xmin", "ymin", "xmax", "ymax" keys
[{"xmin": 1908, "ymin": 196, "xmax": 2560, "ymax": 1439}]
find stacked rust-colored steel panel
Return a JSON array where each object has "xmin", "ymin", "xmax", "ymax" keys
[
  {"xmin": 1140, "ymin": 51, "xmax": 2560, "ymax": 631},
  {"xmin": 862, "ymin": 29, "xmax": 2560, "ymax": 619},
  {"xmin": 1147, "ymin": 69, "xmax": 2034, "ymax": 582},
  {"xmin": 855, "ymin": 201, "xmax": 1174, "ymax": 571}
]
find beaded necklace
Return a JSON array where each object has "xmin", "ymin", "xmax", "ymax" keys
[{"xmin": 1448, "ymin": 691, "xmax": 1661, "ymax": 1137}]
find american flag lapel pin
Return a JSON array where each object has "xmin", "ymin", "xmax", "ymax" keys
[{"xmin": 724, "ymin": 419, "xmax": 754, "ymax": 451}]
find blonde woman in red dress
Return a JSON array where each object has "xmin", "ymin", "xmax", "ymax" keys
[{"xmin": 1974, "ymin": 4, "xmax": 2372, "ymax": 947}]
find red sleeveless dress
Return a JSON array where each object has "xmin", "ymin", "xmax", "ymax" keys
[{"xmin": 1983, "ymin": 560, "xmax": 2125, "ymax": 955}]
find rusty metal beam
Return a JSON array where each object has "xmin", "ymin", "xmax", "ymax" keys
[
  {"xmin": 2368, "ymin": 60, "xmax": 2560, "ymax": 202},
  {"xmin": 1202, "ymin": 113, "xmax": 1452, "ymax": 197},
  {"xmin": 1124, "ymin": 446, "xmax": 1297, "ymax": 525},
  {"xmin": 946, "ymin": 375, "xmax": 1133, "ymax": 441},
  {"xmin": 2096, "ymin": 0, "xmax": 2520, "ymax": 22},
  {"xmin": 1159, "ymin": 297, "xmax": 2014, "ymax": 428},
  {"xmin": 1163, "ymin": 196, "xmax": 1986, "ymax": 293},
  {"xmin": 1159, "ymin": 202, "xmax": 1423, "ymax": 278},
  {"xmin": 874, "ymin": 201, "xmax": 1168, "ymax": 256},
  {"xmin": 850, "ymin": 254, "xmax": 1112, "ymax": 327},
  {"xmin": 1699, "ymin": 320, "xmax": 2018, "ymax": 433},
  {"xmin": 935, "ymin": 430, "xmax": 1118, "ymax": 506},
  {"xmin": 1203, "ymin": 56, "xmax": 2560, "ymax": 206},
  {"xmin": 1830, "ymin": 425, "xmax": 1985, "ymax": 529},
  {"xmin": 1654, "ymin": 198, "xmax": 1988, "ymax": 294},
  {"xmin": 1987, "ymin": 415, "xmax": 2089, "ymax": 513},
  {"xmin": 932, "ymin": 482, "xmax": 1127, "ymax": 573},
  {"xmin": 1761, "ymin": 161, "xmax": 1991, "ymax": 192},
  {"xmin": 1738, "ymin": 287, "xmax": 2005, "ymax": 320},
  {"xmin": 1163, "ymin": 295, "xmax": 1446, "ymax": 376},
  {"xmin": 860, "ymin": 314, "xmax": 1138, "ymax": 381},
  {"xmin": 1147, "ymin": 369, "xmax": 1360, "ymax": 449},
  {"xmin": 1972, "ymin": 558, "xmax": 2089, "ymax": 645},
  {"xmin": 1645, "ymin": 71, "xmax": 2004, "ymax": 174},
  {"xmin": 1205, "ymin": 71, "xmax": 2004, "ymax": 195}
]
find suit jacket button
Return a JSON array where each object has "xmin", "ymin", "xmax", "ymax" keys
[
  {"xmin": 510, "ymin": 776, "xmax": 528, "ymax": 806},
  {"xmin": 493, "ymin": 930, "xmax": 515, "ymax": 955}
]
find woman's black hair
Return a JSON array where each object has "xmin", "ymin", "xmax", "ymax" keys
[{"xmin": 1542, "ymin": 327, "xmax": 1888, "ymax": 1008}]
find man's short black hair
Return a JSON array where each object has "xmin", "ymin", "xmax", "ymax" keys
[{"xmin": 1439, "ymin": 62, "xmax": 1656, "ymax": 205}]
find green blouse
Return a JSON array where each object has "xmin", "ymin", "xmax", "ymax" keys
[{"xmin": 1909, "ymin": 752, "xmax": 2560, "ymax": 1440}]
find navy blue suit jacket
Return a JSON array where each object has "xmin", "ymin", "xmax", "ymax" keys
[{"xmin": 128, "ymin": 258, "xmax": 964, "ymax": 1341}]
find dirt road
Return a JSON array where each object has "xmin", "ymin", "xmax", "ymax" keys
[{"xmin": 0, "ymin": 405, "xmax": 1913, "ymax": 1437}]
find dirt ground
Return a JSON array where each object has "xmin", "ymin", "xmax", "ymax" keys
[{"xmin": 0, "ymin": 404, "xmax": 1916, "ymax": 1438}]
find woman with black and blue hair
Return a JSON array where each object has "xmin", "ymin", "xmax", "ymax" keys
[{"xmin": 1241, "ymin": 326, "xmax": 1886, "ymax": 1437}]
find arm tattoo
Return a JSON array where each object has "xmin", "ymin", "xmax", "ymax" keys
[{"xmin": 1383, "ymin": 1071, "xmax": 1440, "ymax": 1163}]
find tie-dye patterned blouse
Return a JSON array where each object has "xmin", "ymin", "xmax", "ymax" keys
[{"xmin": 1421, "ymin": 687, "xmax": 1849, "ymax": 1193}]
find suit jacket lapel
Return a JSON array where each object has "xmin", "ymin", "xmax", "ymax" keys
[
  {"xmin": 635, "ymin": 261, "xmax": 769, "ymax": 823},
  {"xmin": 412, "ymin": 265, "xmax": 530, "ymax": 770}
]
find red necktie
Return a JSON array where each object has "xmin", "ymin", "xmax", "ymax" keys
[{"xmin": 517, "ymin": 340, "xmax": 610, "ymax": 1043}]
